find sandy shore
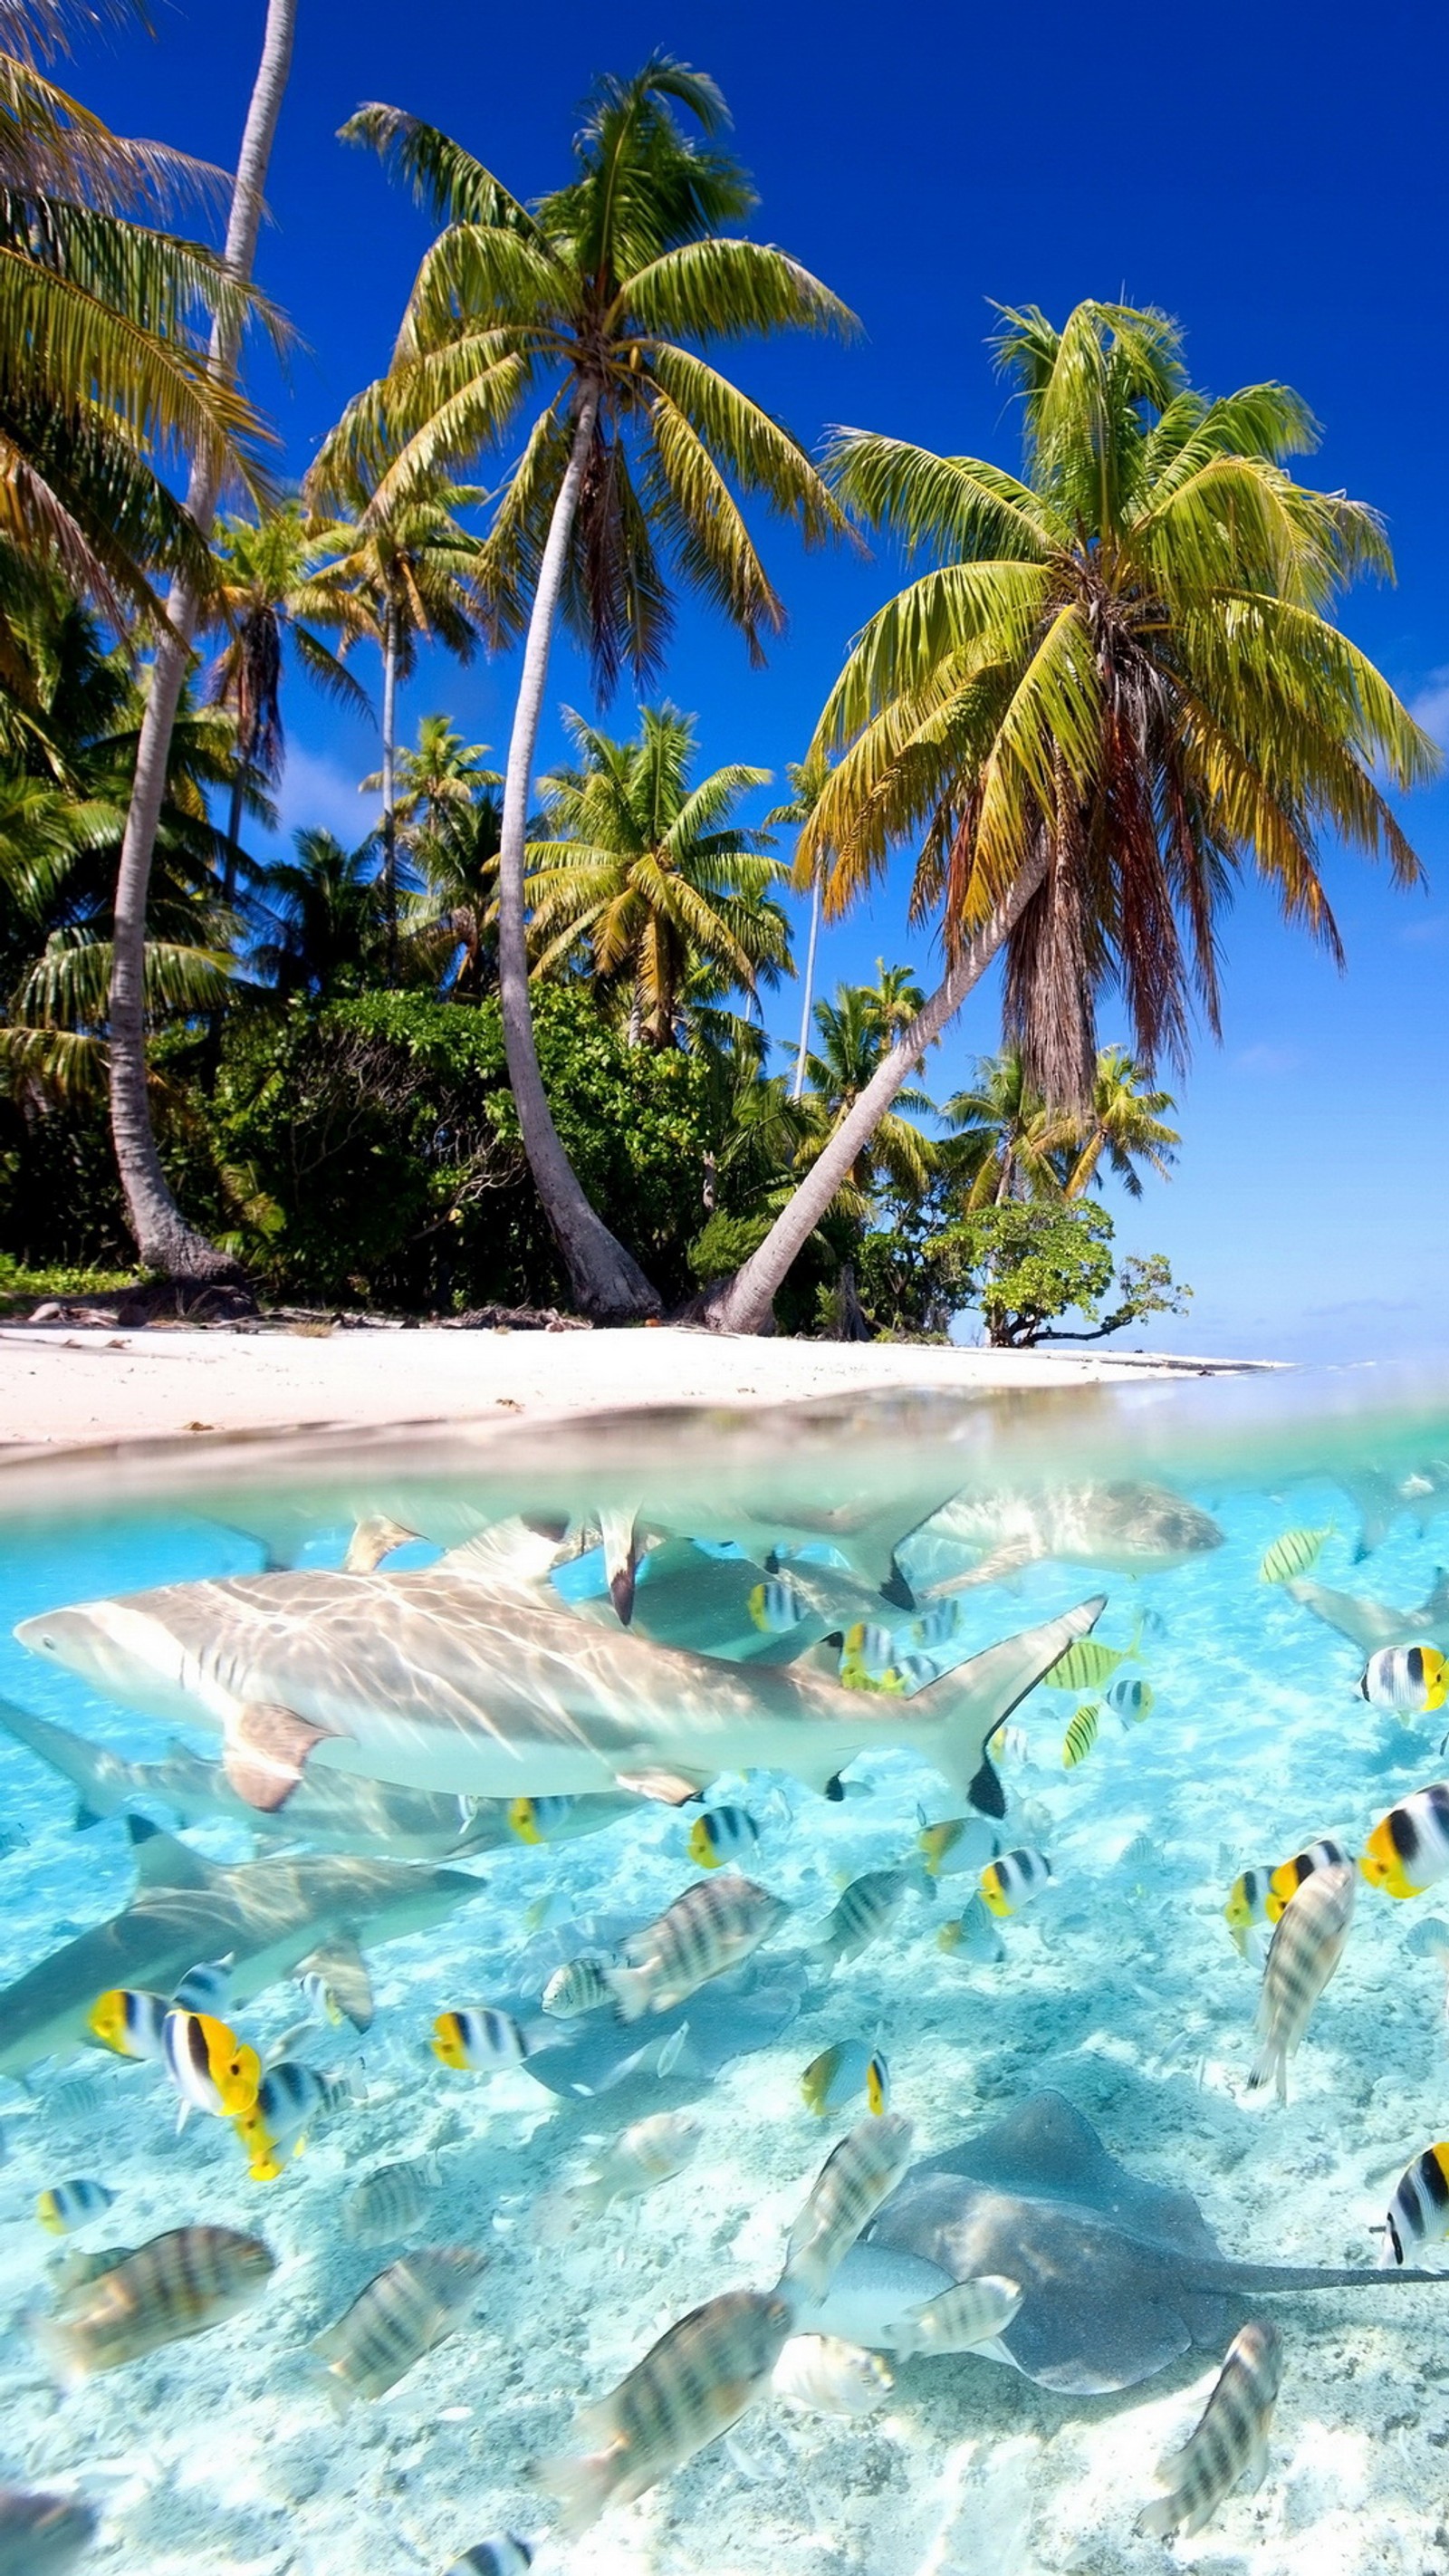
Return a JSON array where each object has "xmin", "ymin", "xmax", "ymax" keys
[{"xmin": 0, "ymin": 1322, "xmax": 1262, "ymax": 1452}]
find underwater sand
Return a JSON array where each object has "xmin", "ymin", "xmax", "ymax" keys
[{"xmin": 1, "ymin": 1429, "xmax": 1448, "ymax": 2576}]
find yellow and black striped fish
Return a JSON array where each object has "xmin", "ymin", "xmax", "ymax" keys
[
  {"xmin": 1062, "ymin": 1704, "xmax": 1100, "ymax": 1769},
  {"xmin": 1264, "ymin": 1837, "xmax": 1354, "ymax": 1922},
  {"xmin": 1041, "ymin": 1637, "xmax": 1132, "ymax": 1692},
  {"xmin": 1383, "ymin": 2141, "xmax": 1449, "ymax": 2265},
  {"xmin": 1259, "ymin": 1526, "xmax": 1330, "ymax": 1584}
]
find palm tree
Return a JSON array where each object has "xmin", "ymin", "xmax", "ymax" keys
[
  {"xmin": 943, "ymin": 1048, "xmax": 1070, "ymax": 1206},
  {"xmin": 526, "ymin": 704, "xmax": 790, "ymax": 1048},
  {"xmin": 250, "ymin": 827, "xmax": 387, "ymax": 1000},
  {"xmin": 0, "ymin": 0, "xmax": 266, "ymax": 646},
  {"xmin": 798, "ymin": 978, "xmax": 936, "ymax": 1204},
  {"xmin": 765, "ymin": 751, "xmax": 831, "ymax": 1102},
  {"xmin": 206, "ymin": 501, "xmax": 373, "ymax": 900},
  {"xmin": 312, "ymin": 55, "xmax": 853, "ymax": 1317},
  {"xmin": 109, "ymin": 0, "xmax": 296, "ymax": 1287},
  {"xmin": 702, "ymin": 299, "xmax": 1437, "ymax": 1331},
  {"xmin": 1061, "ymin": 1045, "xmax": 1178, "ymax": 1198},
  {"xmin": 315, "ymin": 476, "xmax": 484, "ymax": 972}
]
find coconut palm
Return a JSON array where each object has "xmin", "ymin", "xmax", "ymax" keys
[
  {"xmin": 206, "ymin": 502, "xmax": 373, "ymax": 899},
  {"xmin": 943, "ymin": 1049, "xmax": 1070, "ymax": 1207},
  {"xmin": 312, "ymin": 54, "xmax": 853, "ymax": 1315},
  {"xmin": 250, "ymin": 827, "xmax": 387, "ymax": 1000},
  {"xmin": 526, "ymin": 705, "xmax": 790, "ymax": 1048},
  {"xmin": 1061, "ymin": 1045, "xmax": 1178, "ymax": 1198},
  {"xmin": 798, "ymin": 978, "xmax": 936, "ymax": 1206},
  {"xmin": 764, "ymin": 751, "xmax": 830, "ymax": 1101},
  {"xmin": 109, "ymin": 0, "xmax": 296, "ymax": 1287},
  {"xmin": 316, "ymin": 476, "xmax": 484, "ymax": 971},
  {"xmin": 703, "ymin": 298, "xmax": 1438, "ymax": 1331}
]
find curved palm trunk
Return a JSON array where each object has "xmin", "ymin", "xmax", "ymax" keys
[
  {"xmin": 791, "ymin": 868, "xmax": 820, "ymax": 1101},
  {"xmin": 701, "ymin": 852, "xmax": 1048, "ymax": 1335},
  {"xmin": 107, "ymin": 0, "xmax": 295, "ymax": 1282},
  {"xmin": 380, "ymin": 602, "xmax": 398, "ymax": 981},
  {"xmin": 495, "ymin": 383, "xmax": 660, "ymax": 1320}
]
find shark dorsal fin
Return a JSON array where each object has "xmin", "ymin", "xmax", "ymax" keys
[{"xmin": 126, "ymin": 1815, "xmax": 218, "ymax": 1889}]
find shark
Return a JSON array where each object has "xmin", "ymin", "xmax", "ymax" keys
[
  {"xmin": 0, "ymin": 1698, "xmax": 513, "ymax": 1859},
  {"xmin": 0, "ymin": 1814, "xmax": 485, "ymax": 2081},
  {"xmin": 913, "ymin": 1482, "xmax": 1224, "ymax": 1595},
  {"xmin": 14, "ymin": 1572, "xmax": 1108, "ymax": 1821},
  {"xmin": 1285, "ymin": 1570, "xmax": 1449, "ymax": 1657},
  {"xmin": 798, "ymin": 2091, "xmax": 1449, "ymax": 2395}
]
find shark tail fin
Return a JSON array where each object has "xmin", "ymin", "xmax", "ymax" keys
[{"xmin": 908, "ymin": 1596, "xmax": 1108, "ymax": 1812}]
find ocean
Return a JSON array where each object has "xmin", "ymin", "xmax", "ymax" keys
[{"xmin": 2, "ymin": 1376, "xmax": 1448, "ymax": 2575}]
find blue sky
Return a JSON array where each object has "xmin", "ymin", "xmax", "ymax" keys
[{"xmin": 71, "ymin": 0, "xmax": 1449, "ymax": 1358}]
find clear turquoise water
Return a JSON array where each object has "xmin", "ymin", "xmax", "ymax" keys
[{"xmin": 4, "ymin": 1385, "xmax": 1449, "ymax": 2576}]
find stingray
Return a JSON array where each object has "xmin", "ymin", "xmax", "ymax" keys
[{"xmin": 801, "ymin": 2091, "xmax": 1449, "ymax": 2395}]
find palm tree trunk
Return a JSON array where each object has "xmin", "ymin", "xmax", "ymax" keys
[
  {"xmin": 380, "ymin": 602, "xmax": 398, "ymax": 981},
  {"xmin": 700, "ymin": 852, "xmax": 1048, "ymax": 1335},
  {"xmin": 107, "ymin": 0, "xmax": 295, "ymax": 1283},
  {"xmin": 495, "ymin": 382, "xmax": 660, "ymax": 1320},
  {"xmin": 222, "ymin": 772, "xmax": 245, "ymax": 907},
  {"xmin": 791, "ymin": 867, "xmax": 820, "ymax": 1101}
]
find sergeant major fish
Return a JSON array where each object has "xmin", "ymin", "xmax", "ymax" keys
[
  {"xmin": 341, "ymin": 2158, "xmax": 440, "ymax": 2247},
  {"xmin": 1139, "ymin": 2320, "xmax": 1282, "ymax": 2538},
  {"xmin": 781, "ymin": 2115, "xmax": 916, "ymax": 2303},
  {"xmin": 1247, "ymin": 1864, "xmax": 1356, "ymax": 2104},
  {"xmin": 530, "ymin": 2287, "xmax": 793, "ymax": 2534},
  {"xmin": 37, "ymin": 2225, "xmax": 273, "ymax": 2380},
  {"xmin": 771, "ymin": 2333, "xmax": 892, "ymax": 2417},
  {"xmin": 811, "ymin": 1864, "xmax": 931, "ymax": 1969},
  {"xmin": 606, "ymin": 1879, "xmax": 789, "ymax": 2023},
  {"xmin": 312, "ymin": 2247, "xmax": 485, "ymax": 2405},
  {"xmin": 891, "ymin": 2273, "xmax": 1023, "ymax": 2358},
  {"xmin": 533, "ymin": 2113, "xmax": 701, "ymax": 2242}
]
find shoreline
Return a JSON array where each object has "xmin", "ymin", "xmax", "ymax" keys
[{"xmin": 0, "ymin": 1319, "xmax": 1271, "ymax": 1454}]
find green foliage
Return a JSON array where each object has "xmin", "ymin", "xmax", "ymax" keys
[
  {"xmin": 0, "ymin": 1254, "xmax": 134, "ymax": 1310},
  {"xmin": 944, "ymin": 1202, "xmax": 1191, "ymax": 1347}
]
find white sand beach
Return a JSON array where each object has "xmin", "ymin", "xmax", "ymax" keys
[{"xmin": 0, "ymin": 1322, "xmax": 1260, "ymax": 1453}]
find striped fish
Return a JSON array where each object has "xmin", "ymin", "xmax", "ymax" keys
[
  {"xmin": 606, "ymin": 1879, "xmax": 789, "ymax": 2023},
  {"xmin": 1062, "ymin": 1704, "xmax": 1100, "ymax": 1768},
  {"xmin": 780, "ymin": 2114, "xmax": 915, "ymax": 2302},
  {"xmin": 1358, "ymin": 1643, "xmax": 1449, "ymax": 1714},
  {"xmin": 937, "ymin": 1893, "xmax": 1005, "ymax": 1964},
  {"xmin": 233, "ymin": 2061, "xmax": 335, "ymax": 2180},
  {"xmin": 1106, "ymin": 1675, "xmax": 1154, "ymax": 1723},
  {"xmin": 771, "ymin": 2333, "xmax": 892, "ymax": 2417},
  {"xmin": 1247, "ymin": 1862, "xmax": 1356, "ymax": 2102},
  {"xmin": 811, "ymin": 1864, "xmax": 928, "ymax": 1968},
  {"xmin": 312, "ymin": 2247, "xmax": 485, "ymax": 2404},
  {"xmin": 1260, "ymin": 1526, "xmax": 1330, "ymax": 1584},
  {"xmin": 341, "ymin": 2157, "xmax": 439, "ymax": 2248},
  {"xmin": 160, "ymin": 2011, "xmax": 261, "ymax": 2118},
  {"xmin": 1360, "ymin": 1782, "xmax": 1449, "ymax": 1898},
  {"xmin": 36, "ymin": 2178, "xmax": 116, "ymax": 2235},
  {"xmin": 687, "ymin": 1806, "xmax": 759, "ymax": 1870},
  {"xmin": 1223, "ymin": 1865, "xmax": 1276, "ymax": 1956},
  {"xmin": 445, "ymin": 2542, "xmax": 532, "ymax": 2576},
  {"xmin": 1140, "ymin": 2320, "xmax": 1282, "ymax": 2537},
  {"xmin": 533, "ymin": 2114, "xmax": 701, "ymax": 2243},
  {"xmin": 0, "ymin": 2489, "xmax": 96, "ymax": 2576},
  {"xmin": 916, "ymin": 1813, "xmax": 997, "ymax": 1879},
  {"xmin": 38, "ymin": 2225, "xmax": 273, "ymax": 2379},
  {"xmin": 1382, "ymin": 2142, "xmax": 1449, "ymax": 2265},
  {"xmin": 87, "ymin": 1987, "xmax": 168, "ymax": 2063},
  {"xmin": 1264, "ymin": 1837, "xmax": 1355, "ymax": 1922},
  {"xmin": 432, "ymin": 2007, "xmax": 528, "ymax": 2071},
  {"xmin": 531, "ymin": 2287, "xmax": 793, "ymax": 2534},
  {"xmin": 747, "ymin": 1577, "xmax": 810, "ymax": 1635},
  {"xmin": 892, "ymin": 2273, "xmax": 1022, "ymax": 2359},
  {"xmin": 979, "ymin": 1848, "xmax": 1052, "ymax": 1918},
  {"xmin": 801, "ymin": 2041, "xmax": 890, "ymax": 2118},
  {"xmin": 542, "ymin": 1956, "xmax": 614, "ymax": 2019},
  {"xmin": 1041, "ymin": 1637, "xmax": 1130, "ymax": 1691}
]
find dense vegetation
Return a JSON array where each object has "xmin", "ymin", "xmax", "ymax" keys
[{"xmin": 0, "ymin": 8, "xmax": 1435, "ymax": 1341}]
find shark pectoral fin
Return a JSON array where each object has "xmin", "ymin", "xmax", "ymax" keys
[
  {"xmin": 72, "ymin": 1800, "xmax": 102, "ymax": 1831},
  {"xmin": 223, "ymin": 1704, "xmax": 341, "ymax": 1813},
  {"xmin": 299, "ymin": 1937, "xmax": 373, "ymax": 2032},
  {"xmin": 343, "ymin": 1514, "xmax": 420, "ymax": 1574},
  {"xmin": 614, "ymin": 1769, "xmax": 708, "ymax": 1806}
]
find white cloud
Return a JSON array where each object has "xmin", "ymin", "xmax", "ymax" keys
[
  {"xmin": 264, "ymin": 744, "xmax": 380, "ymax": 852},
  {"xmin": 1409, "ymin": 668, "xmax": 1449, "ymax": 748},
  {"xmin": 1231, "ymin": 1041, "xmax": 1303, "ymax": 1076}
]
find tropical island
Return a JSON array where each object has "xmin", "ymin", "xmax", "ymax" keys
[{"xmin": 0, "ymin": 7, "xmax": 1435, "ymax": 1370}]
